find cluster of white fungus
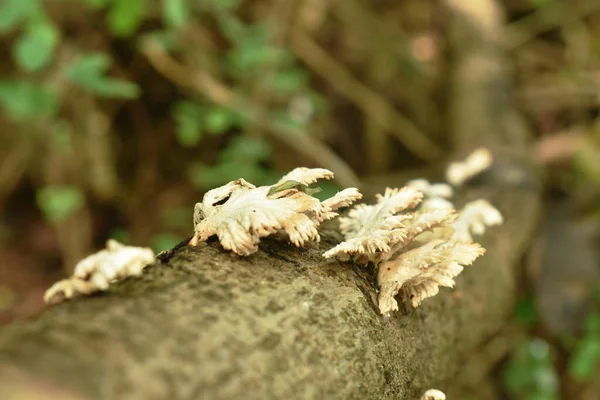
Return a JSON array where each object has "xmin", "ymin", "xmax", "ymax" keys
[{"xmin": 45, "ymin": 150, "xmax": 501, "ymax": 319}]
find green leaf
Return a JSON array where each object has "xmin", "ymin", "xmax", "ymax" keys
[
  {"xmin": 0, "ymin": 80, "xmax": 59, "ymax": 121},
  {"xmin": 0, "ymin": 0, "xmax": 40, "ymax": 33},
  {"xmin": 311, "ymin": 181, "xmax": 342, "ymax": 201},
  {"xmin": 216, "ymin": 13, "xmax": 246, "ymax": 42},
  {"xmin": 66, "ymin": 52, "xmax": 140, "ymax": 98},
  {"xmin": 267, "ymin": 68, "xmax": 309, "ymax": 94},
  {"xmin": 569, "ymin": 336, "xmax": 600, "ymax": 380},
  {"xmin": 36, "ymin": 185, "xmax": 85, "ymax": 223},
  {"xmin": 228, "ymin": 43, "xmax": 282, "ymax": 74},
  {"xmin": 514, "ymin": 297, "xmax": 539, "ymax": 329},
  {"xmin": 219, "ymin": 136, "xmax": 271, "ymax": 163},
  {"xmin": 205, "ymin": 106, "xmax": 238, "ymax": 134},
  {"xmin": 151, "ymin": 233, "xmax": 181, "ymax": 252},
  {"xmin": 189, "ymin": 161, "xmax": 275, "ymax": 189},
  {"xmin": 203, "ymin": 0, "xmax": 241, "ymax": 11},
  {"xmin": 68, "ymin": 52, "xmax": 111, "ymax": 75},
  {"xmin": 173, "ymin": 101, "xmax": 204, "ymax": 147},
  {"xmin": 163, "ymin": 0, "xmax": 187, "ymax": 28},
  {"xmin": 585, "ymin": 313, "xmax": 600, "ymax": 334},
  {"xmin": 94, "ymin": 79, "xmax": 140, "ymax": 98},
  {"xmin": 109, "ymin": 227, "xmax": 130, "ymax": 244},
  {"xmin": 84, "ymin": 0, "xmax": 110, "ymax": 9},
  {"xmin": 187, "ymin": 136, "xmax": 275, "ymax": 189},
  {"xmin": 267, "ymin": 180, "xmax": 321, "ymax": 197},
  {"xmin": 503, "ymin": 338, "xmax": 559, "ymax": 400},
  {"xmin": 14, "ymin": 19, "xmax": 59, "ymax": 72},
  {"xmin": 108, "ymin": 0, "xmax": 144, "ymax": 37},
  {"xmin": 226, "ymin": 24, "xmax": 292, "ymax": 75}
]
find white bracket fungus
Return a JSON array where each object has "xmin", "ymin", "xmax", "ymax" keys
[
  {"xmin": 446, "ymin": 146, "xmax": 493, "ymax": 186},
  {"xmin": 44, "ymin": 239, "xmax": 155, "ymax": 305},
  {"xmin": 323, "ymin": 177, "xmax": 502, "ymax": 316},
  {"xmin": 420, "ymin": 389, "xmax": 446, "ymax": 400},
  {"xmin": 190, "ymin": 167, "xmax": 362, "ymax": 256}
]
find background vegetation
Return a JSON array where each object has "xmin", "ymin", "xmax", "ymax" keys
[{"xmin": 1, "ymin": 0, "xmax": 600, "ymax": 398}]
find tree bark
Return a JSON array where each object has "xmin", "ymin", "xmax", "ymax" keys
[
  {"xmin": 0, "ymin": 170, "xmax": 540, "ymax": 400},
  {"xmin": 0, "ymin": 1, "xmax": 542, "ymax": 399}
]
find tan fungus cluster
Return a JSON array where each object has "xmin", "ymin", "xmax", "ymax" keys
[{"xmin": 45, "ymin": 157, "xmax": 501, "ymax": 315}]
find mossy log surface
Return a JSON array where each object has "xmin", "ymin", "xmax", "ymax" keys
[{"xmin": 0, "ymin": 161, "xmax": 541, "ymax": 400}]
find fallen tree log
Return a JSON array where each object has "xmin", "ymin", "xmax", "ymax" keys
[
  {"xmin": 0, "ymin": 167, "xmax": 540, "ymax": 400},
  {"xmin": 0, "ymin": 0, "xmax": 542, "ymax": 399}
]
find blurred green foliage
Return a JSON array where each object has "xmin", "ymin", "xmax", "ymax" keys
[
  {"xmin": 66, "ymin": 53, "xmax": 140, "ymax": 98},
  {"xmin": 503, "ymin": 338, "xmax": 560, "ymax": 400},
  {"xmin": 567, "ymin": 287, "xmax": 600, "ymax": 381},
  {"xmin": 36, "ymin": 185, "xmax": 85, "ymax": 223},
  {"xmin": 568, "ymin": 313, "xmax": 600, "ymax": 380},
  {"xmin": 0, "ymin": 80, "xmax": 58, "ymax": 121},
  {"xmin": 514, "ymin": 297, "xmax": 540, "ymax": 330},
  {"xmin": 505, "ymin": 289, "xmax": 600, "ymax": 398},
  {"xmin": 0, "ymin": 0, "xmax": 323, "ymax": 256},
  {"xmin": 14, "ymin": 17, "xmax": 58, "ymax": 72},
  {"xmin": 150, "ymin": 232, "xmax": 181, "ymax": 253},
  {"xmin": 188, "ymin": 135, "xmax": 276, "ymax": 188},
  {"xmin": 0, "ymin": 0, "xmax": 42, "ymax": 32}
]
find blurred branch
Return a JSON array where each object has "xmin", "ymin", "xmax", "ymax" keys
[
  {"xmin": 289, "ymin": 30, "xmax": 444, "ymax": 163},
  {"xmin": 140, "ymin": 40, "xmax": 360, "ymax": 188},
  {"xmin": 334, "ymin": 0, "xmax": 442, "ymax": 140},
  {"xmin": 506, "ymin": 0, "xmax": 600, "ymax": 49},
  {"xmin": 296, "ymin": 0, "xmax": 330, "ymax": 34},
  {"xmin": 446, "ymin": 0, "xmax": 532, "ymax": 153},
  {"xmin": 518, "ymin": 72, "xmax": 600, "ymax": 112},
  {"xmin": 244, "ymin": 0, "xmax": 296, "ymax": 139},
  {"xmin": 535, "ymin": 128, "xmax": 584, "ymax": 163},
  {"xmin": 363, "ymin": 60, "xmax": 392, "ymax": 173},
  {"xmin": 0, "ymin": 134, "xmax": 35, "ymax": 212}
]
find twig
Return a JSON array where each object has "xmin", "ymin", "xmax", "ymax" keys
[
  {"xmin": 289, "ymin": 30, "xmax": 444, "ymax": 162},
  {"xmin": 140, "ymin": 40, "xmax": 360, "ymax": 188}
]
